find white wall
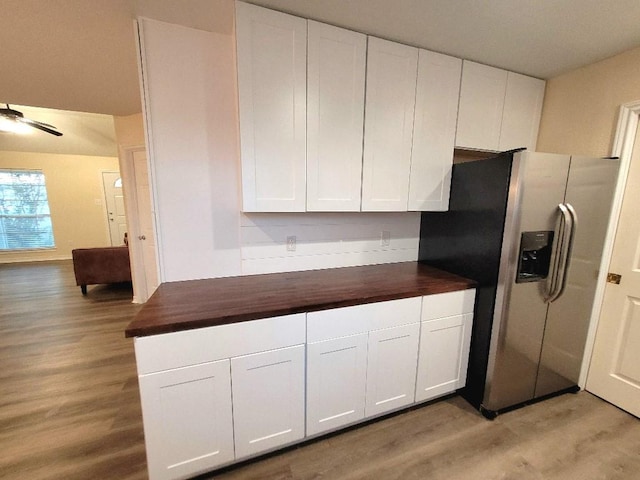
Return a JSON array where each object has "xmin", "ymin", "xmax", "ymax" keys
[
  {"xmin": 241, "ymin": 213, "xmax": 420, "ymax": 275},
  {"xmin": 138, "ymin": 15, "xmax": 420, "ymax": 282},
  {"xmin": 138, "ymin": 17, "xmax": 243, "ymax": 282}
]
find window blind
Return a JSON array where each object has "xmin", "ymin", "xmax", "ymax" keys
[{"xmin": 0, "ymin": 169, "xmax": 55, "ymax": 250}]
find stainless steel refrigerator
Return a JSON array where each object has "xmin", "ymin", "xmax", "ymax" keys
[{"xmin": 419, "ymin": 150, "xmax": 619, "ymax": 418}]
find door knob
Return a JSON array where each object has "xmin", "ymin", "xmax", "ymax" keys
[{"xmin": 138, "ymin": 235, "xmax": 146, "ymax": 240}]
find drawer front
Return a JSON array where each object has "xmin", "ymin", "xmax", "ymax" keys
[
  {"xmin": 135, "ymin": 313, "xmax": 306, "ymax": 375},
  {"xmin": 421, "ymin": 289, "xmax": 475, "ymax": 321},
  {"xmin": 307, "ymin": 297, "xmax": 422, "ymax": 343}
]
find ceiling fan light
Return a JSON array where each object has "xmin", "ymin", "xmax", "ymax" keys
[{"xmin": 0, "ymin": 116, "xmax": 31, "ymax": 134}]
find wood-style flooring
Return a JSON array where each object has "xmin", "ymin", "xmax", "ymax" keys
[
  {"xmin": 2, "ymin": 260, "xmax": 640, "ymax": 480},
  {"xmin": 0, "ymin": 260, "xmax": 145, "ymax": 480}
]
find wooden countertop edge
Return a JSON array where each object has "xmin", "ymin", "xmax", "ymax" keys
[{"xmin": 125, "ymin": 263, "xmax": 476, "ymax": 338}]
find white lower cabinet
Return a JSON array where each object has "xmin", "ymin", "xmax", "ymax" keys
[
  {"xmin": 306, "ymin": 333, "xmax": 368, "ymax": 435},
  {"xmin": 231, "ymin": 345, "xmax": 306, "ymax": 459},
  {"xmin": 306, "ymin": 297, "xmax": 423, "ymax": 436},
  {"xmin": 138, "ymin": 360, "xmax": 235, "ymax": 480},
  {"xmin": 135, "ymin": 313, "xmax": 306, "ymax": 480},
  {"xmin": 136, "ymin": 291, "xmax": 476, "ymax": 479},
  {"xmin": 415, "ymin": 290, "xmax": 476, "ymax": 403},
  {"xmin": 365, "ymin": 322, "xmax": 420, "ymax": 417}
]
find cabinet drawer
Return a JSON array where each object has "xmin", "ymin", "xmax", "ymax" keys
[
  {"xmin": 421, "ymin": 290, "xmax": 475, "ymax": 321},
  {"xmin": 134, "ymin": 313, "xmax": 306, "ymax": 375},
  {"xmin": 307, "ymin": 297, "xmax": 422, "ymax": 343}
]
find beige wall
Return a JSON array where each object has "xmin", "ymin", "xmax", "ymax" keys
[
  {"xmin": 114, "ymin": 113, "xmax": 145, "ymax": 147},
  {"xmin": 538, "ymin": 45, "xmax": 640, "ymax": 156},
  {"xmin": 0, "ymin": 151, "xmax": 120, "ymax": 263}
]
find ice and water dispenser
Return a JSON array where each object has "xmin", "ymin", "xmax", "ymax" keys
[{"xmin": 516, "ymin": 231, "xmax": 553, "ymax": 283}]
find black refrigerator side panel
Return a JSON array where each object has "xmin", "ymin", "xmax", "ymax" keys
[{"xmin": 419, "ymin": 153, "xmax": 513, "ymax": 408}]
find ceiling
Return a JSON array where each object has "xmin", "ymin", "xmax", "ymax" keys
[
  {"xmin": 0, "ymin": 105, "xmax": 118, "ymax": 157},
  {"xmin": 248, "ymin": 0, "xmax": 640, "ymax": 80},
  {"xmin": 2, "ymin": 0, "xmax": 640, "ymax": 117}
]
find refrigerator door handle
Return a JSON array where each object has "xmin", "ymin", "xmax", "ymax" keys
[
  {"xmin": 545, "ymin": 204, "xmax": 567, "ymax": 301},
  {"xmin": 546, "ymin": 203, "xmax": 575, "ymax": 303},
  {"xmin": 553, "ymin": 203, "xmax": 577, "ymax": 301}
]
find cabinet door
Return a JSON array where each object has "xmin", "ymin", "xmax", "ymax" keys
[
  {"xmin": 415, "ymin": 313, "xmax": 473, "ymax": 402},
  {"xmin": 231, "ymin": 345, "xmax": 305, "ymax": 459},
  {"xmin": 138, "ymin": 360, "xmax": 234, "ymax": 480},
  {"xmin": 455, "ymin": 61, "xmax": 508, "ymax": 151},
  {"xmin": 365, "ymin": 323, "xmax": 420, "ymax": 417},
  {"xmin": 499, "ymin": 72, "xmax": 545, "ymax": 151},
  {"xmin": 307, "ymin": 21, "xmax": 366, "ymax": 212},
  {"xmin": 361, "ymin": 37, "xmax": 418, "ymax": 211},
  {"xmin": 408, "ymin": 50, "xmax": 461, "ymax": 211},
  {"xmin": 236, "ymin": 2, "xmax": 307, "ymax": 212},
  {"xmin": 307, "ymin": 334, "xmax": 368, "ymax": 435}
]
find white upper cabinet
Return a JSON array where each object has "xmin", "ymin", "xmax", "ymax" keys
[
  {"xmin": 456, "ymin": 60, "xmax": 545, "ymax": 152},
  {"xmin": 499, "ymin": 72, "xmax": 545, "ymax": 151},
  {"xmin": 361, "ymin": 37, "xmax": 419, "ymax": 211},
  {"xmin": 408, "ymin": 51, "xmax": 462, "ymax": 211},
  {"xmin": 235, "ymin": 3, "xmax": 545, "ymax": 212},
  {"xmin": 236, "ymin": 2, "xmax": 307, "ymax": 212},
  {"xmin": 456, "ymin": 61, "xmax": 508, "ymax": 151},
  {"xmin": 307, "ymin": 21, "xmax": 366, "ymax": 212}
]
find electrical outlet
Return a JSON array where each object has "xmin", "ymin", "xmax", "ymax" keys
[
  {"xmin": 286, "ymin": 235, "xmax": 296, "ymax": 252},
  {"xmin": 381, "ymin": 231, "xmax": 391, "ymax": 247}
]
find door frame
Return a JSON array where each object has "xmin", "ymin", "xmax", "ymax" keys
[
  {"xmin": 580, "ymin": 100, "xmax": 640, "ymax": 387},
  {"xmin": 119, "ymin": 144, "xmax": 157, "ymax": 304}
]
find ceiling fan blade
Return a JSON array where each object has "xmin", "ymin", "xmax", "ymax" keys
[{"xmin": 19, "ymin": 117, "xmax": 63, "ymax": 136}]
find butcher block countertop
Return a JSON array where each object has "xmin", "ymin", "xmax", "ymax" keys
[{"xmin": 125, "ymin": 262, "xmax": 476, "ymax": 338}]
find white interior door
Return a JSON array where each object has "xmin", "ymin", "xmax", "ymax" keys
[
  {"xmin": 102, "ymin": 171, "xmax": 127, "ymax": 245},
  {"xmin": 132, "ymin": 150, "xmax": 159, "ymax": 297},
  {"xmin": 587, "ymin": 123, "xmax": 640, "ymax": 417}
]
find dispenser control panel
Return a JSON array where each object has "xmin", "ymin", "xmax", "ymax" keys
[{"xmin": 516, "ymin": 231, "xmax": 553, "ymax": 283}]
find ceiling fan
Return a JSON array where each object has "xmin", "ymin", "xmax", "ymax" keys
[{"xmin": 0, "ymin": 104, "xmax": 63, "ymax": 136}]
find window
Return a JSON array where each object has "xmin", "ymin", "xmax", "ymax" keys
[{"xmin": 0, "ymin": 169, "xmax": 55, "ymax": 250}]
